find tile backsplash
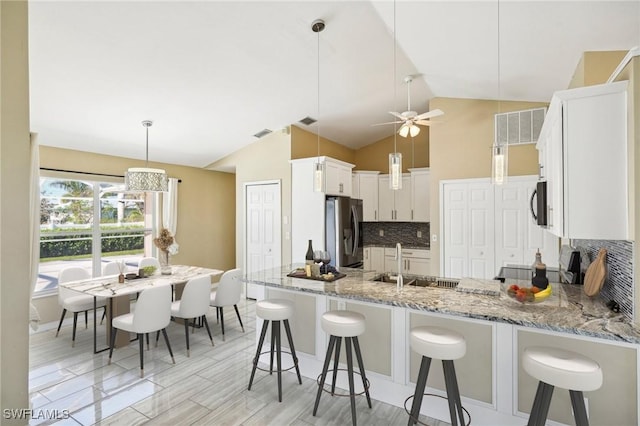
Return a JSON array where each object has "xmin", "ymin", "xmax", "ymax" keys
[
  {"xmin": 363, "ymin": 222, "xmax": 430, "ymax": 248},
  {"xmin": 572, "ymin": 239, "xmax": 634, "ymax": 321}
]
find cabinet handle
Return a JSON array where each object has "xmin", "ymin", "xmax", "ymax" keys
[
  {"xmin": 375, "ymin": 210, "xmax": 377, "ymax": 221},
  {"xmin": 411, "ymin": 210, "xmax": 414, "ymax": 220},
  {"xmin": 339, "ymin": 183, "xmax": 343, "ymax": 193}
]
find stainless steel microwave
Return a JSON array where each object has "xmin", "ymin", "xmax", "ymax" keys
[{"xmin": 530, "ymin": 181, "xmax": 548, "ymax": 226}]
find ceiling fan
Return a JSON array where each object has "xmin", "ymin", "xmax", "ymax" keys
[{"xmin": 374, "ymin": 75, "xmax": 444, "ymax": 138}]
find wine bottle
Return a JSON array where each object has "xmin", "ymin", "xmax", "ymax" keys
[{"xmin": 305, "ymin": 240, "xmax": 314, "ymax": 265}]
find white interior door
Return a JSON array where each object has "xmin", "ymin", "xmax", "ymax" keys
[
  {"xmin": 494, "ymin": 182, "xmax": 526, "ymax": 268},
  {"xmin": 246, "ymin": 182, "xmax": 281, "ymax": 299},
  {"xmin": 442, "ymin": 183, "xmax": 468, "ymax": 278},
  {"xmin": 468, "ymin": 183, "xmax": 494, "ymax": 279}
]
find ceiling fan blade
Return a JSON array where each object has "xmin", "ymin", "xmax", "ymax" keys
[
  {"xmin": 372, "ymin": 120, "xmax": 404, "ymax": 126},
  {"xmin": 388, "ymin": 111, "xmax": 406, "ymax": 120},
  {"xmin": 415, "ymin": 109, "xmax": 444, "ymax": 120},
  {"xmin": 415, "ymin": 120, "xmax": 434, "ymax": 126}
]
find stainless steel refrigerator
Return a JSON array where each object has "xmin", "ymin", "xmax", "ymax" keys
[{"xmin": 325, "ymin": 196, "xmax": 363, "ymax": 268}]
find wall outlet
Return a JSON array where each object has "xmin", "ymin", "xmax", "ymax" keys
[
  {"xmin": 417, "ymin": 231, "xmax": 422, "ymax": 238},
  {"xmin": 379, "ymin": 229, "xmax": 384, "ymax": 237},
  {"xmin": 432, "ymin": 234, "xmax": 437, "ymax": 242}
]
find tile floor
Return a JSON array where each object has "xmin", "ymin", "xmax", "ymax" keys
[{"xmin": 29, "ymin": 298, "xmax": 448, "ymax": 425}]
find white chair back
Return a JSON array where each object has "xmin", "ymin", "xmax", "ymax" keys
[
  {"xmin": 58, "ymin": 267, "xmax": 91, "ymax": 302},
  {"xmin": 214, "ymin": 268, "xmax": 243, "ymax": 306},
  {"xmin": 138, "ymin": 257, "xmax": 161, "ymax": 270},
  {"xmin": 133, "ymin": 285, "xmax": 172, "ymax": 333},
  {"xmin": 102, "ymin": 261, "xmax": 122, "ymax": 276},
  {"xmin": 178, "ymin": 275, "xmax": 211, "ymax": 318}
]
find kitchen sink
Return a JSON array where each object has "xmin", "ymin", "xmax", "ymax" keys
[{"xmin": 371, "ymin": 274, "xmax": 458, "ymax": 289}]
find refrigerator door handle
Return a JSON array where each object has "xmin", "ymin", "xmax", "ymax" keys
[{"xmin": 351, "ymin": 204, "xmax": 360, "ymax": 256}]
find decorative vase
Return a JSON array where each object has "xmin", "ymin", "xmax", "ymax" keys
[{"xmin": 160, "ymin": 250, "xmax": 172, "ymax": 275}]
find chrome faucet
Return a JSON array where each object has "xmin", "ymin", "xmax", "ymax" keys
[{"xmin": 395, "ymin": 242, "xmax": 404, "ymax": 291}]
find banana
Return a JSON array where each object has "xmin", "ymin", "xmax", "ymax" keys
[{"xmin": 534, "ymin": 285, "xmax": 552, "ymax": 300}]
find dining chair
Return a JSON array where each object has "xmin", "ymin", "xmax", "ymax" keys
[
  {"xmin": 169, "ymin": 275, "xmax": 214, "ymax": 356},
  {"xmin": 56, "ymin": 266, "xmax": 107, "ymax": 347},
  {"xmin": 102, "ymin": 261, "xmax": 124, "ymax": 276},
  {"xmin": 108, "ymin": 284, "xmax": 175, "ymax": 378},
  {"xmin": 210, "ymin": 268, "xmax": 244, "ymax": 341},
  {"xmin": 138, "ymin": 257, "xmax": 161, "ymax": 271}
]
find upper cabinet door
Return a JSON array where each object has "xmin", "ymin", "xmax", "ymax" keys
[
  {"xmin": 354, "ymin": 172, "xmax": 379, "ymax": 222},
  {"xmin": 378, "ymin": 176, "xmax": 394, "ymax": 221},
  {"xmin": 410, "ymin": 168, "xmax": 430, "ymax": 222},
  {"xmin": 394, "ymin": 176, "xmax": 412, "ymax": 221},
  {"xmin": 324, "ymin": 158, "xmax": 354, "ymax": 197},
  {"xmin": 538, "ymin": 81, "xmax": 629, "ymax": 240}
]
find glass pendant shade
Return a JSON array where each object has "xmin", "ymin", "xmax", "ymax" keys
[
  {"xmin": 125, "ymin": 167, "xmax": 168, "ymax": 192},
  {"xmin": 389, "ymin": 152, "xmax": 402, "ymax": 190},
  {"xmin": 491, "ymin": 144, "xmax": 508, "ymax": 185},
  {"xmin": 313, "ymin": 161, "xmax": 324, "ymax": 192}
]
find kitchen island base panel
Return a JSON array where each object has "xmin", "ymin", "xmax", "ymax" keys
[{"xmin": 245, "ymin": 266, "xmax": 640, "ymax": 425}]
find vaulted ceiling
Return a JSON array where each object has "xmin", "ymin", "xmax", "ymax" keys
[{"xmin": 28, "ymin": 1, "xmax": 640, "ymax": 168}]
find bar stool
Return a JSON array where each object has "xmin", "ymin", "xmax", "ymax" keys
[
  {"xmin": 313, "ymin": 310, "xmax": 372, "ymax": 426},
  {"xmin": 247, "ymin": 299, "xmax": 302, "ymax": 402},
  {"xmin": 523, "ymin": 346, "xmax": 603, "ymax": 426},
  {"xmin": 406, "ymin": 326, "xmax": 467, "ymax": 426}
]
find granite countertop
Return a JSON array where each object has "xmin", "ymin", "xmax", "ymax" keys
[{"xmin": 243, "ymin": 264, "xmax": 640, "ymax": 345}]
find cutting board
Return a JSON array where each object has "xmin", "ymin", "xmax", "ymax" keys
[{"xmin": 584, "ymin": 248, "xmax": 607, "ymax": 296}]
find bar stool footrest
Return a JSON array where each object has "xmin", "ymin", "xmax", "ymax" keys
[
  {"xmin": 403, "ymin": 393, "xmax": 471, "ymax": 426},
  {"xmin": 253, "ymin": 350, "xmax": 299, "ymax": 373},
  {"xmin": 316, "ymin": 368, "xmax": 371, "ymax": 398}
]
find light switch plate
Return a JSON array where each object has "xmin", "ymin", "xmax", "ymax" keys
[
  {"xmin": 379, "ymin": 230, "xmax": 384, "ymax": 237},
  {"xmin": 417, "ymin": 231, "xmax": 422, "ymax": 238}
]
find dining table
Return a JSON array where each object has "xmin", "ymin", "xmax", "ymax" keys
[{"xmin": 57, "ymin": 264, "xmax": 223, "ymax": 353}]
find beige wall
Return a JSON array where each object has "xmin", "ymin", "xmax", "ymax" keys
[
  {"xmin": 1, "ymin": 0, "xmax": 31, "ymax": 419},
  {"xmin": 208, "ymin": 129, "xmax": 293, "ymax": 269},
  {"xmin": 34, "ymin": 146, "xmax": 236, "ymax": 322},
  {"xmin": 290, "ymin": 125, "xmax": 355, "ymax": 163},
  {"xmin": 569, "ymin": 50, "xmax": 627, "ymax": 89},
  {"xmin": 354, "ymin": 130, "xmax": 429, "ymax": 172},
  {"xmin": 428, "ymin": 97, "xmax": 547, "ymax": 275}
]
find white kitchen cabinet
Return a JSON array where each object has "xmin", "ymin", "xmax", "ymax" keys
[
  {"xmin": 384, "ymin": 247, "xmax": 430, "ymax": 276},
  {"xmin": 536, "ymin": 80, "xmax": 629, "ymax": 239},
  {"xmin": 378, "ymin": 174, "xmax": 411, "ymax": 221},
  {"xmin": 409, "ymin": 168, "xmax": 430, "ymax": 222},
  {"xmin": 441, "ymin": 176, "xmax": 558, "ymax": 280},
  {"xmin": 324, "ymin": 157, "xmax": 354, "ymax": 196},
  {"xmin": 352, "ymin": 171, "xmax": 379, "ymax": 221},
  {"xmin": 364, "ymin": 246, "xmax": 384, "ymax": 272},
  {"xmin": 290, "ymin": 156, "xmax": 355, "ymax": 264}
]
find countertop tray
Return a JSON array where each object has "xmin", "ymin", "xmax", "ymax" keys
[{"xmin": 286, "ymin": 270, "xmax": 346, "ymax": 282}]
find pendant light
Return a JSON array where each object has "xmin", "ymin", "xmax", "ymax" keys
[
  {"xmin": 125, "ymin": 120, "xmax": 168, "ymax": 192},
  {"xmin": 491, "ymin": 1, "xmax": 508, "ymax": 185},
  {"xmin": 389, "ymin": 0, "xmax": 402, "ymax": 190},
  {"xmin": 312, "ymin": 19, "xmax": 325, "ymax": 192}
]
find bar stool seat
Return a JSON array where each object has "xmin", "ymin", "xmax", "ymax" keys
[
  {"xmin": 256, "ymin": 299, "xmax": 294, "ymax": 321},
  {"xmin": 314, "ymin": 310, "xmax": 371, "ymax": 426},
  {"xmin": 523, "ymin": 346, "xmax": 603, "ymax": 426},
  {"xmin": 407, "ymin": 326, "xmax": 468, "ymax": 426},
  {"xmin": 248, "ymin": 299, "xmax": 302, "ymax": 402}
]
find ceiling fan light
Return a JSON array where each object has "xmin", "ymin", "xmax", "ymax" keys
[
  {"xmin": 409, "ymin": 124, "xmax": 420, "ymax": 137},
  {"xmin": 398, "ymin": 124, "xmax": 410, "ymax": 138}
]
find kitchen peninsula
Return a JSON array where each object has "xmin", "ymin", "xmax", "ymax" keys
[{"xmin": 244, "ymin": 266, "xmax": 640, "ymax": 426}]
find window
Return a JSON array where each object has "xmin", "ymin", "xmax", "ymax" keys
[{"xmin": 37, "ymin": 174, "xmax": 154, "ymax": 294}]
